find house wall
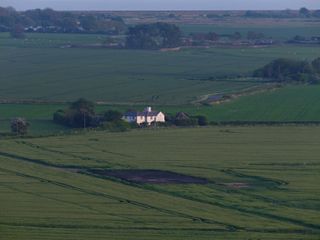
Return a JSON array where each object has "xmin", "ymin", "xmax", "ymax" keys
[
  {"xmin": 123, "ymin": 111, "xmax": 165, "ymax": 125},
  {"xmin": 136, "ymin": 116, "xmax": 145, "ymax": 125},
  {"xmin": 146, "ymin": 112, "xmax": 165, "ymax": 125},
  {"xmin": 156, "ymin": 112, "xmax": 165, "ymax": 123}
]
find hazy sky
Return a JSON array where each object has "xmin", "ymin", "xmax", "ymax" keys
[{"xmin": 1, "ymin": 0, "xmax": 319, "ymax": 11}]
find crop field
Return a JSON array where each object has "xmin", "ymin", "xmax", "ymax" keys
[
  {"xmin": 0, "ymin": 32, "xmax": 108, "ymax": 48},
  {"xmin": 0, "ymin": 127, "xmax": 320, "ymax": 239},
  {"xmin": 1, "ymin": 32, "xmax": 319, "ymax": 105},
  {"xmin": 206, "ymin": 85, "xmax": 320, "ymax": 121},
  {"xmin": 2, "ymin": 10, "xmax": 320, "ymax": 240}
]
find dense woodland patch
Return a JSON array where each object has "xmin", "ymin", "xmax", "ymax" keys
[{"xmin": 254, "ymin": 58, "xmax": 320, "ymax": 83}]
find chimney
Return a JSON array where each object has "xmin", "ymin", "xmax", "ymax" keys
[{"xmin": 145, "ymin": 107, "xmax": 152, "ymax": 112}]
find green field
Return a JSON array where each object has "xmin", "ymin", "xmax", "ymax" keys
[
  {"xmin": 1, "ymin": 127, "xmax": 320, "ymax": 239},
  {"xmin": 1, "ymin": 32, "xmax": 319, "ymax": 105},
  {"xmin": 4, "ymin": 85, "xmax": 320, "ymax": 136},
  {"xmin": 207, "ymin": 85, "xmax": 320, "ymax": 121},
  {"xmin": 3, "ymin": 83, "xmax": 320, "ymax": 136},
  {"xmin": 2, "ymin": 13, "xmax": 320, "ymax": 240}
]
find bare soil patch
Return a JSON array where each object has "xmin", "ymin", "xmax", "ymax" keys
[{"xmin": 88, "ymin": 169, "xmax": 209, "ymax": 184}]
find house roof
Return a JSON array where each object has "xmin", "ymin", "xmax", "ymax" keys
[
  {"xmin": 175, "ymin": 112, "xmax": 190, "ymax": 120},
  {"xmin": 137, "ymin": 111, "xmax": 161, "ymax": 117},
  {"xmin": 123, "ymin": 110, "xmax": 162, "ymax": 118}
]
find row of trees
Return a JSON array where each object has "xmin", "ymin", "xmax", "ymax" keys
[
  {"xmin": 245, "ymin": 8, "xmax": 320, "ymax": 18},
  {"xmin": 253, "ymin": 58, "xmax": 320, "ymax": 83},
  {"xmin": 126, "ymin": 24, "xmax": 270, "ymax": 49},
  {"xmin": 0, "ymin": 7, "xmax": 126, "ymax": 36},
  {"xmin": 5, "ymin": 101, "xmax": 209, "ymax": 136},
  {"xmin": 53, "ymin": 98, "xmax": 134, "ymax": 132},
  {"xmin": 53, "ymin": 98, "xmax": 210, "ymax": 130},
  {"xmin": 4, "ymin": 109, "xmax": 208, "ymax": 136},
  {"xmin": 190, "ymin": 31, "xmax": 267, "ymax": 42},
  {"xmin": 126, "ymin": 22, "xmax": 182, "ymax": 49},
  {"xmin": 166, "ymin": 112, "xmax": 208, "ymax": 127}
]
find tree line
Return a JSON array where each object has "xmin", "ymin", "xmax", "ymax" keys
[
  {"xmin": 53, "ymin": 98, "xmax": 209, "ymax": 130},
  {"xmin": 254, "ymin": 57, "xmax": 320, "ymax": 83},
  {"xmin": 53, "ymin": 98, "xmax": 131, "ymax": 131},
  {"xmin": 126, "ymin": 22, "xmax": 182, "ymax": 49},
  {"xmin": 0, "ymin": 7, "xmax": 126, "ymax": 37},
  {"xmin": 245, "ymin": 8, "xmax": 320, "ymax": 18}
]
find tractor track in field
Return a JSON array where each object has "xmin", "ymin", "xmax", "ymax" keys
[
  {"xmin": 0, "ymin": 221, "xmax": 318, "ymax": 235},
  {"xmin": 14, "ymin": 141, "xmax": 124, "ymax": 168},
  {"xmin": 2, "ymin": 149, "xmax": 320, "ymax": 233},
  {"xmin": 16, "ymin": 140, "xmax": 135, "ymax": 160},
  {"xmin": 172, "ymin": 164, "xmax": 320, "ymax": 212},
  {"xmin": 1, "ymin": 149, "xmax": 320, "ymax": 234},
  {"xmin": 0, "ymin": 151, "xmax": 85, "ymax": 169},
  {"xmin": 0, "ymin": 158, "xmax": 238, "ymax": 231},
  {"xmin": 0, "ymin": 181, "xmax": 119, "ymax": 217},
  {"xmin": 84, "ymin": 170, "xmax": 320, "ymax": 233}
]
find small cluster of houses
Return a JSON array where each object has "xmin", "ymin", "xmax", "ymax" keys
[{"xmin": 122, "ymin": 107, "xmax": 165, "ymax": 125}]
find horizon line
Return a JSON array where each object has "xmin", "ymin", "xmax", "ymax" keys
[{"xmin": 2, "ymin": 6, "xmax": 316, "ymax": 12}]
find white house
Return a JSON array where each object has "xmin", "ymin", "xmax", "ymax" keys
[{"xmin": 123, "ymin": 107, "xmax": 165, "ymax": 125}]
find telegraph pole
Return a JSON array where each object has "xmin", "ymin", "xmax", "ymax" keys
[{"xmin": 83, "ymin": 111, "xmax": 86, "ymax": 129}]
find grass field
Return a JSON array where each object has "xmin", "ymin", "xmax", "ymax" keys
[
  {"xmin": 1, "ymin": 32, "xmax": 319, "ymax": 105},
  {"xmin": 3, "ymin": 85, "xmax": 320, "ymax": 136},
  {"xmin": 206, "ymin": 85, "xmax": 320, "ymax": 121},
  {"xmin": 0, "ymin": 127, "xmax": 320, "ymax": 239},
  {"xmin": 2, "ymin": 15, "xmax": 320, "ymax": 240},
  {"xmin": 3, "ymin": 83, "xmax": 320, "ymax": 136}
]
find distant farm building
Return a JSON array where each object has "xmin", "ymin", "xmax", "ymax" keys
[{"xmin": 123, "ymin": 107, "xmax": 165, "ymax": 125}]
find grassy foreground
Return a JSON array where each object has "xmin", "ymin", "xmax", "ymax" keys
[{"xmin": 0, "ymin": 127, "xmax": 320, "ymax": 239}]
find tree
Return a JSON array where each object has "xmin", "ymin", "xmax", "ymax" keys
[
  {"xmin": 207, "ymin": 32, "xmax": 220, "ymax": 41},
  {"xmin": 80, "ymin": 15, "xmax": 98, "ymax": 32},
  {"xmin": 69, "ymin": 98, "xmax": 95, "ymax": 128},
  {"xmin": 197, "ymin": 116, "xmax": 208, "ymax": 126},
  {"xmin": 313, "ymin": 10, "xmax": 320, "ymax": 18},
  {"xmin": 102, "ymin": 120, "xmax": 131, "ymax": 132},
  {"xmin": 191, "ymin": 32, "xmax": 220, "ymax": 42},
  {"xmin": 247, "ymin": 31, "xmax": 265, "ymax": 40},
  {"xmin": 299, "ymin": 7, "xmax": 311, "ymax": 17},
  {"xmin": 0, "ymin": 7, "xmax": 20, "ymax": 31},
  {"xmin": 253, "ymin": 58, "xmax": 318, "ymax": 83},
  {"xmin": 10, "ymin": 24, "xmax": 26, "ymax": 39},
  {"xmin": 293, "ymin": 35, "xmax": 306, "ymax": 41},
  {"xmin": 312, "ymin": 58, "xmax": 320, "ymax": 73},
  {"xmin": 174, "ymin": 112, "xmax": 197, "ymax": 126},
  {"xmin": 70, "ymin": 98, "xmax": 95, "ymax": 114},
  {"xmin": 230, "ymin": 32, "xmax": 242, "ymax": 41},
  {"xmin": 53, "ymin": 109, "xmax": 67, "ymax": 125},
  {"xmin": 53, "ymin": 98, "xmax": 96, "ymax": 128},
  {"xmin": 60, "ymin": 16, "xmax": 79, "ymax": 32},
  {"xmin": 11, "ymin": 118, "xmax": 29, "ymax": 135},
  {"xmin": 126, "ymin": 22, "xmax": 182, "ymax": 49},
  {"xmin": 104, "ymin": 110, "xmax": 122, "ymax": 122}
]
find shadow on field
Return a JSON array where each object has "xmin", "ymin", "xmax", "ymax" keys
[{"xmin": 87, "ymin": 169, "xmax": 209, "ymax": 184}]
